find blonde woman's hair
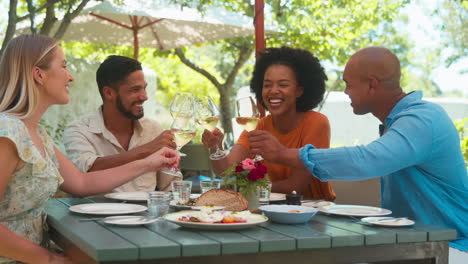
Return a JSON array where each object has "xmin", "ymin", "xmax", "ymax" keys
[{"xmin": 0, "ymin": 34, "xmax": 59, "ymax": 119}]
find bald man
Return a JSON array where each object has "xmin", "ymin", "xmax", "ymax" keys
[{"xmin": 247, "ymin": 47, "xmax": 468, "ymax": 255}]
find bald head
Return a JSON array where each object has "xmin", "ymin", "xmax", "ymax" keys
[{"xmin": 348, "ymin": 46, "xmax": 401, "ymax": 90}]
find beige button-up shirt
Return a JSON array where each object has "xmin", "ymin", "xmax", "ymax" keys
[{"xmin": 63, "ymin": 108, "xmax": 179, "ymax": 192}]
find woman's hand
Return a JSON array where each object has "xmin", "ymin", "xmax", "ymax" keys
[
  {"xmin": 201, "ymin": 128, "xmax": 224, "ymax": 152},
  {"xmin": 248, "ymin": 130, "xmax": 286, "ymax": 163},
  {"xmin": 146, "ymin": 147, "xmax": 179, "ymax": 171}
]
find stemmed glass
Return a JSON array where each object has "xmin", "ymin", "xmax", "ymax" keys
[
  {"xmin": 235, "ymin": 96, "xmax": 262, "ymax": 161},
  {"xmin": 170, "ymin": 92, "xmax": 194, "ymax": 125},
  {"xmin": 162, "ymin": 117, "xmax": 197, "ymax": 176},
  {"xmin": 195, "ymin": 96, "xmax": 228, "ymax": 160}
]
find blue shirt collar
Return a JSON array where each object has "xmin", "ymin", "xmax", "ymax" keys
[
  {"xmin": 379, "ymin": 91, "xmax": 423, "ymax": 136},
  {"xmin": 385, "ymin": 91, "xmax": 423, "ymax": 124}
]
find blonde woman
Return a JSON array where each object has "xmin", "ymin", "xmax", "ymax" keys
[{"xmin": 0, "ymin": 35, "xmax": 179, "ymax": 263}]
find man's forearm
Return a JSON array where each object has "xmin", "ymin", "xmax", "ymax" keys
[
  {"xmin": 88, "ymin": 147, "xmax": 149, "ymax": 171},
  {"xmin": 276, "ymin": 148, "xmax": 305, "ymax": 169}
]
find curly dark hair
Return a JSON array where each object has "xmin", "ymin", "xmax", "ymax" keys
[
  {"xmin": 250, "ymin": 47, "xmax": 327, "ymax": 112},
  {"xmin": 96, "ymin": 55, "xmax": 142, "ymax": 99}
]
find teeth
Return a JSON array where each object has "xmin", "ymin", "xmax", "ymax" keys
[{"xmin": 269, "ymin": 99, "xmax": 282, "ymax": 104}]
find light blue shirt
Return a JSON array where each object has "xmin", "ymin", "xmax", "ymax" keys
[{"xmin": 299, "ymin": 91, "xmax": 468, "ymax": 251}]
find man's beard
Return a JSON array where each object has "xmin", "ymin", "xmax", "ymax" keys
[{"xmin": 116, "ymin": 95, "xmax": 144, "ymax": 120}]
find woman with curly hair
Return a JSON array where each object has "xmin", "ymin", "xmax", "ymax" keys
[{"xmin": 202, "ymin": 47, "xmax": 335, "ymax": 200}]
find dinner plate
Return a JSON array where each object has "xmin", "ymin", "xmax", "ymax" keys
[
  {"xmin": 163, "ymin": 211, "xmax": 268, "ymax": 230},
  {"xmin": 69, "ymin": 203, "xmax": 147, "ymax": 215},
  {"xmin": 361, "ymin": 217, "xmax": 415, "ymax": 227},
  {"xmin": 104, "ymin": 192, "xmax": 148, "ymax": 202},
  {"xmin": 191, "ymin": 205, "xmax": 225, "ymax": 211},
  {"xmin": 302, "ymin": 200, "xmax": 335, "ymax": 208},
  {"xmin": 270, "ymin": 193, "xmax": 286, "ymax": 202},
  {"xmin": 319, "ymin": 205, "xmax": 392, "ymax": 217},
  {"xmin": 102, "ymin": 216, "xmax": 160, "ymax": 226},
  {"xmin": 169, "ymin": 194, "xmax": 203, "ymax": 210}
]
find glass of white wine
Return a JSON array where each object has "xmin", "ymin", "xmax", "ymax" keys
[
  {"xmin": 195, "ymin": 96, "xmax": 228, "ymax": 160},
  {"xmin": 162, "ymin": 117, "xmax": 197, "ymax": 176},
  {"xmin": 170, "ymin": 91, "xmax": 194, "ymax": 125},
  {"xmin": 235, "ymin": 96, "xmax": 262, "ymax": 160}
]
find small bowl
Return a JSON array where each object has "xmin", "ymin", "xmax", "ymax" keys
[{"xmin": 259, "ymin": 205, "xmax": 319, "ymax": 224}]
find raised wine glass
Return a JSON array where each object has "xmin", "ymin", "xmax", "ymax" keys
[
  {"xmin": 170, "ymin": 92, "xmax": 194, "ymax": 123},
  {"xmin": 195, "ymin": 96, "xmax": 228, "ymax": 160},
  {"xmin": 235, "ymin": 96, "xmax": 262, "ymax": 161},
  {"xmin": 162, "ymin": 117, "xmax": 197, "ymax": 176}
]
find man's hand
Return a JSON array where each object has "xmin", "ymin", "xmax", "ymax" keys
[
  {"xmin": 201, "ymin": 128, "xmax": 224, "ymax": 153},
  {"xmin": 147, "ymin": 130, "xmax": 176, "ymax": 152},
  {"xmin": 248, "ymin": 130, "xmax": 286, "ymax": 163}
]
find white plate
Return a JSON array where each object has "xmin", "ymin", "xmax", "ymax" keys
[
  {"xmin": 69, "ymin": 203, "xmax": 147, "ymax": 215},
  {"xmin": 319, "ymin": 205, "xmax": 392, "ymax": 217},
  {"xmin": 302, "ymin": 201, "xmax": 335, "ymax": 208},
  {"xmin": 102, "ymin": 216, "xmax": 160, "ymax": 226},
  {"xmin": 191, "ymin": 206, "xmax": 225, "ymax": 211},
  {"xmin": 361, "ymin": 217, "xmax": 415, "ymax": 227},
  {"xmin": 169, "ymin": 200, "xmax": 193, "ymax": 210},
  {"xmin": 270, "ymin": 193, "xmax": 286, "ymax": 201},
  {"xmin": 163, "ymin": 211, "xmax": 268, "ymax": 230},
  {"xmin": 104, "ymin": 192, "xmax": 148, "ymax": 202}
]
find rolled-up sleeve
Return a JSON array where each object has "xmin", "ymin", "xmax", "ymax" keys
[
  {"xmin": 298, "ymin": 112, "xmax": 433, "ymax": 182},
  {"xmin": 63, "ymin": 124, "xmax": 101, "ymax": 173}
]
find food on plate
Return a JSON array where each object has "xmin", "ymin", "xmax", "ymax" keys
[
  {"xmin": 178, "ymin": 210, "xmax": 252, "ymax": 224},
  {"xmin": 176, "ymin": 198, "xmax": 197, "ymax": 206},
  {"xmin": 288, "ymin": 210, "xmax": 300, "ymax": 213},
  {"xmin": 194, "ymin": 189, "xmax": 248, "ymax": 211}
]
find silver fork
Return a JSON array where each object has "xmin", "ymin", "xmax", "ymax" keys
[{"xmin": 79, "ymin": 216, "xmax": 160, "ymax": 222}]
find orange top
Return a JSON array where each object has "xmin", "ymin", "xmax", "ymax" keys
[{"xmin": 237, "ymin": 111, "xmax": 336, "ymax": 200}]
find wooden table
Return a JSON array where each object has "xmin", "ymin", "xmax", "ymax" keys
[{"xmin": 45, "ymin": 198, "xmax": 457, "ymax": 264}]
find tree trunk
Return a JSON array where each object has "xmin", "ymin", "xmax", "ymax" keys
[{"xmin": 0, "ymin": 0, "xmax": 18, "ymax": 58}]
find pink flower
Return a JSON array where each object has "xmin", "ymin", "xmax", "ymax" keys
[{"xmin": 240, "ymin": 159, "xmax": 256, "ymax": 170}]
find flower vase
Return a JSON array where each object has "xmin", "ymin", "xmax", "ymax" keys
[{"xmin": 243, "ymin": 189, "xmax": 259, "ymax": 210}]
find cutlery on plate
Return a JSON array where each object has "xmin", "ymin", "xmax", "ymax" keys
[
  {"xmin": 374, "ymin": 217, "xmax": 408, "ymax": 222},
  {"xmin": 79, "ymin": 216, "xmax": 160, "ymax": 222}
]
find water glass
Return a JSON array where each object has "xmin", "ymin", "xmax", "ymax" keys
[
  {"xmin": 147, "ymin": 191, "xmax": 171, "ymax": 217},
  {"xmin": 200, "ymin": 180, "xmax": 221, "ymax": 193},
  {"xmin": 258, "ymin": 181, "xmax": 272, "ymax": 205},
  {"xmin": 171, "ymin": 181, "xmax": 192, "ymax": 203}
]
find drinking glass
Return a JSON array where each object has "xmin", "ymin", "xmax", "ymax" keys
[
  {"xmin": 195, "ymin": 96, "xmax": 228, "ymax": 160},
  {"xmin": 200, "ymin": 180, "xmax": 221, "ymax": 193},
  {"xmin": 147, "ymin": 191, "xmax": 171, "ymax": 217},
  {"xmin": 235, "ymin": 96, "xmax": 262, "ymax": 160},
  {"xmin": 170, "ymin": 92, "xmax": 194, "ymax": 120},
  {"xmin": 162, "ymin": 118, "xmax": 197, "ymax": 176},
  {"xmin": 171, "ymin": 180, "xmax": 192, "ymax": 203},
  {"xmin": 258, "ymin": 181, "xmax": 272, "ymax": 205}
]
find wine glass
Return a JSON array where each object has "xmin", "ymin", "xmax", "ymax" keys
[
  {"xmin": 194, "ymin": 96, "xmax": 228, "ymax": 160},
  {"xmin": 235, "ymin": 96, "xmax": 262, "ymax": 161},
  {"xmin": 162, "ymin": 117, "xmax": 197, "ymax": 176},
  {"xmin": 170, "ymin": 91, "xmax": 194, "ymax": 122}
]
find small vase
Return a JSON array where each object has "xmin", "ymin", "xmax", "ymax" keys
[{"xmin": 243, "ymin": 189, "xmax": 259, "ymax": 210}]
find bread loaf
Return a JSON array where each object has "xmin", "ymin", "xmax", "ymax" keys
[{"xmin": 194, "ymin": 189, "xmax": 248, "ymax": 211}]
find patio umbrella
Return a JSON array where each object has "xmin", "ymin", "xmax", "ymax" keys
[{"xmin": 48, "ymin": 0, "xmax": 274, "ymax": 59}]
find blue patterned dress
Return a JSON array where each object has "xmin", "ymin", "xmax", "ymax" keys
[{"xmin": 0, "ymin": 114, "xmax": 63, "ymax": 263}]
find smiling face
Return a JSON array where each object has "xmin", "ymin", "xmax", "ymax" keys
[
  {"xmin": 262, "ymin": 64, "xmax": 303, "ymax": 116},
  {"xmin": 343, "ymin": 59, "xmax": 373, "ymax": 115},
  {"xmin": 40, "ymin": 47, "xmax": 74, "ymax": 105},
  {"xmin": 113, "ymin": 70, "xmax": 148, "ymax": 120}
]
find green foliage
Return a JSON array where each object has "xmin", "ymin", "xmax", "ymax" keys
[
  {"xmin": 39, "ymin": 114, "xmax": 71, "ymax": 146},
  {"xmin": 454, "ymin": 118, "xmax": 468, "ymax": 168}
]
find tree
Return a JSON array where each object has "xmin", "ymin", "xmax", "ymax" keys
[
  {"xmin": 0, "ymin": 0, "xmax": 92, "ymax": 58},
  {"xmin": 170, "ymin": 0, "xmax": 409, "ymax": 136},
  {"xmin": 433, "ymin": 0, "xmax": 468, "ymax": 68}
]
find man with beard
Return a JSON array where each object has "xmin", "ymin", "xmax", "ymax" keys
[{"xmin": 63, "ymin": 55, "xmax": 178, "ymax": 192}]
